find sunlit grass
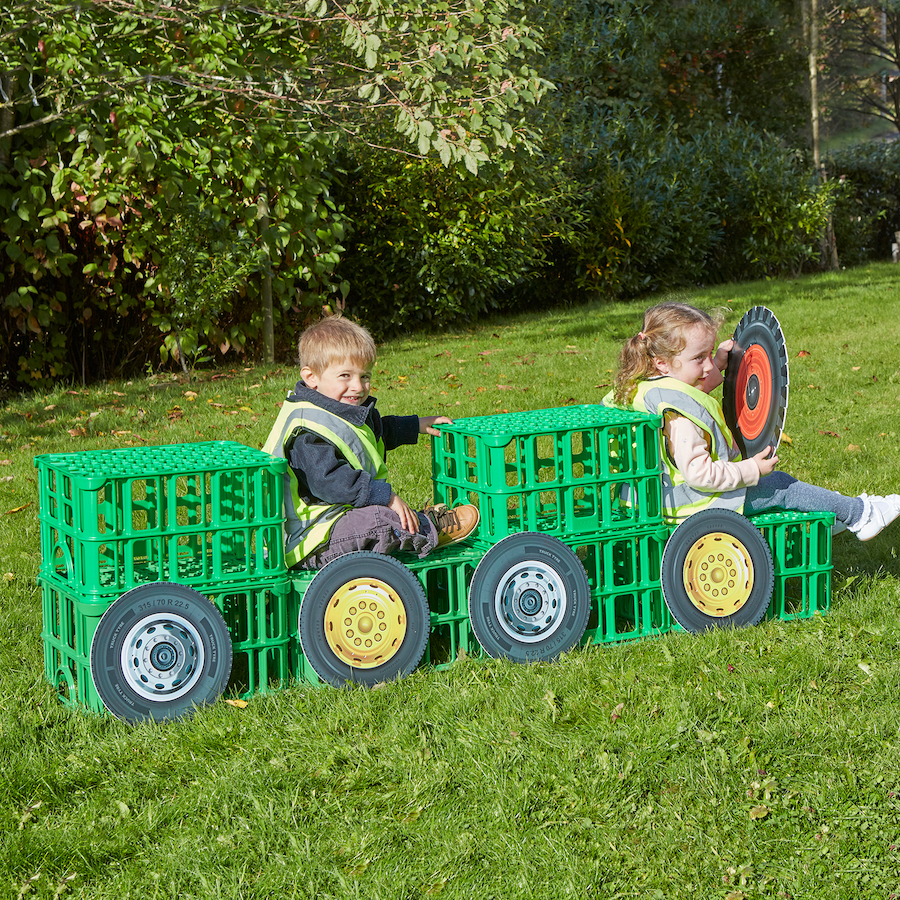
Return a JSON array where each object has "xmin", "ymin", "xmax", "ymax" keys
[{"xmin": 3, "ymin": 262, "xmax": 900, "ymax": 898}]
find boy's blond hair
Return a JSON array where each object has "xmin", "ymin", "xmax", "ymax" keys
[{"xmin": 298, "ymin": 314, "xmax": 376, "ymax": 375}]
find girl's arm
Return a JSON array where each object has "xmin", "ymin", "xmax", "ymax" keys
[{"xmin": 667, "ymin": 416, "xmax": 776, "ymax": 492}]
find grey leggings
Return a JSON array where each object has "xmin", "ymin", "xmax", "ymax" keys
[{"xmin": 745, "ymin": 471, "xmax": 863, "ymax": 527}]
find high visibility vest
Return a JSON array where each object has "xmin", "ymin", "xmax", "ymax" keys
[
  {"xmin": 606, "ymin": 377, "xmax": 745, "ymax": 523},
  {"xmin": 263, "ymin": 399, "xmax": 389, "ymax": 566}
]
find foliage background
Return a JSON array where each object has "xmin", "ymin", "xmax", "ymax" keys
[{"xmin": 3, "ymin": 0, "xmax": 900, "ymax": 391}]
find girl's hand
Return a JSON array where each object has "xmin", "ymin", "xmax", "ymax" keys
[
  {"xmin": 752, "ymin": 446, "xmax": 779, "ymax": 477},
  {"xmin": 714, "ymin": 338, "xmax": 734, "ymax": 373},
  {"xmin": 419, "ymin": 415, "xmax": 453, "ymax": 436}
]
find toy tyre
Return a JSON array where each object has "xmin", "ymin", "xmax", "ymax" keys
[
  {"xmin": 661, "ymin": 509, "xmax": 774, "ymax": 633},
  {"xmin": 468, "ymin": 532, "xmax": 591, "ymax": 663},
  {"xmin": 90, "ymin": 583, "xmax": 233, "ymax": 723},
  {"xmin": 299, "ymin": 552, "xmax": 430, "ymax": 687}
]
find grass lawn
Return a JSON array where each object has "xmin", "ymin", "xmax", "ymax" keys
[{"xmin": 3, "ymin": 262, "xmax": 900, "ymax": 899}]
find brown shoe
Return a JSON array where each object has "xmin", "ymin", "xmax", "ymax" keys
[{"xmin": 425, "ymin": 504, "xmax": 480, "ymax": 547}]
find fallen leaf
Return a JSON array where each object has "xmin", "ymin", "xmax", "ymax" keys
[
  {"xmin": 797, "ymin": 350, "xmax": 811, "ymax": 357},
  {"xmin": 780, "ymin": 434, "xmax": 793, "ymax": 445},
  {"xmin": 611, "ymin": 702, "xmax": 625, "ymax": 723},
  {"xmin": 595, "ymin": 382, "xmax": 610, "ymax": 389},
  {"xmin": 818, "ymin": 430, "xmax": 839, "ymax": 438},
  {"xmin": 44, "ymin": 404, "xmax": 56, "ymax": 411},
  {"xmin": 845, "ymin": 444, "xmax": 860, "ymax": 452},
  {"xmin": 112, "ymin": 391, "xmax": 125, "ymax": 396},
  {"xmin": 3, "ymin": 572, "xmax": 15, "ymax": 582},
  {"xmin": 6, "ymin": 503, "xmax": 32, "ymax": 514},
  {"xmin": 497, "ymin": 384, "xmax": 515, "ymax": 390},
  {"xmin": 725, "ymin": 892, "xmax": 746, "ymax": 900},
  {"xmin": 858, "ymin": 662, "xmax": 873, "ymax": 677},
  {"xmin": 0, "ymin": 459, "xmax": 10, "ymax": 466},
  {"xmin": 168, "ymin": 407, "xmax": 184, "ymax": 420},
  {"xmin": 749, "ymin": 805, "xmax": 770, "ymax": 820},
  {"xmin": 18, "ymin": 800, "xmax": 41, "ymax": 829},
  {"xmin": 0, "ymin": 476, "xmax": 13, "ymax": 483},
  {"xmin": 852, "ymin": 366, "xmax": 861, "ymax": 371},
  {"xmin": 68, "ymin": 426, "xmax": 87, "ymax": 437},
  {"xmin": 224, "ymin": 698, "xmax": 248, "ymax": 709},
  {"xmin": 184, "ymin": 391, "xmax": 198, "ymax": 401}
]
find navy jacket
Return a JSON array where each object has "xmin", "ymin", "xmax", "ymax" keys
[{"xmin": 284, "ymin": 381, "xmax": 420, "ymax": 510}]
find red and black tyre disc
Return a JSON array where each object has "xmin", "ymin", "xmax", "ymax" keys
[{"xmin": 723, "ymin": 306, "xmax": 789, "ymax": 459}]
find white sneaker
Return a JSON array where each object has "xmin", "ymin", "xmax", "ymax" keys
[{"xmin": 848, "ymin": 493, "xmax": 900, "ymax": 541}]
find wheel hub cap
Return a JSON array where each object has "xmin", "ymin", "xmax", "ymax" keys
[
  {"xmin": 121, "ymin": 614, "xmax": 205, "ymax": 701},
  {"xmin": 494, "ymin": 560, "xmax": 568, "ymax": 642},
  {"xmin": 323, "ymin": 578, "xmax": 408, "ymax": 669},
  {"xmin": 682, "ymin": 532, "xmax": 754, "ymax": 617}
]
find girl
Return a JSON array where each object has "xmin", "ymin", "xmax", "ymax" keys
[{"xmin": 606, "ymin": 301, "xmax": 900, "ymax": 540}]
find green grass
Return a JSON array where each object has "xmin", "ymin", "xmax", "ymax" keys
[{"xmin": 4, "ymin": 262, "xmax": 900, "ymax": 899}]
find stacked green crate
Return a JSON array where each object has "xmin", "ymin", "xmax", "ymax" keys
[
  {"xmin": 747, "ymin": 508, "xmax": 833, "ymax": 620},
  {"xmin": 35, "ymin": 441, "xmax": 291, "ymax": 711},
  {"xmin": 432, "ymin": 405, "xmax": 670, "ymax": 646},
  {"xmin": 432, "ymin": 405, "xmax": 663, "ymax": 538}
]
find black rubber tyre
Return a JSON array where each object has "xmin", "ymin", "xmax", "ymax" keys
[
  {"xmin": 661, "ymin": 509, "xmax": 774, "ymax": 633},
  {"xmin": 468, "ymin": 532, "xmax": 591, "ymax": 662},
  {"xmin": 90, "ymin": 583, "xmax": 233, "ymax": 723},
  {"xmin": 299, "ymin": 552, "xmax": 430, "ymax": 687}
]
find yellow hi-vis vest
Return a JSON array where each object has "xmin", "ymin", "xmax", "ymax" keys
[
  {"xmin": 262, "ymin": 399, "xmax": 389, "ymax": 566},
  {"xmin": 611, "ymin": 377, "xmax": 746, "ymax": 524}
]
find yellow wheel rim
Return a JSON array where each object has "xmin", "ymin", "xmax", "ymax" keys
[
  {"xmin": 682, "ymin": 531, "xmax": 754, "ymax": 618},
  {"xmin": 323, "ymin": 578, "xmax": 408, "ymax": 669}
]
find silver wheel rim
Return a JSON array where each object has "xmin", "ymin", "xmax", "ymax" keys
[
  {"xmin": 493, "ymin": 559, "xmax": 569, "ymax": 643},
  {"xmin": 120, "ymin": 613, "xmax": 206, "ymax": 702}
]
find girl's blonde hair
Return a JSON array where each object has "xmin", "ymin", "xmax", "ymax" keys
[
  {"xmin": 612, "ymin": 302, "xmax": 726, "ymax": 406},
  {"xmin": 298, "ymin": 314, "xmax": 376, "ymax": 375}
]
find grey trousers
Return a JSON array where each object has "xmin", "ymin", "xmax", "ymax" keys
[
  {"xmin": 745, "ymin": 471, "xmax": 863, "ymax": 527},
  {"xmin": 298, "ymin": 505, "xmax": 439, "ymax": 570}
]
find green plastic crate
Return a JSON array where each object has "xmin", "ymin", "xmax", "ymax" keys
[
  {"xmin": 34, "ymin": 441, "xmax": 286, "ymax": 598},
  {"xmin": 41, "ymin": 578, "xmax": 108, "ymax": 713},
  {"xmin": 212, "ymin": 579, "xmax": 296, "ymax": 698},
  {"xmin": 41, "ymin": 574, "xmax": 296, "ymax": 713},
  {"xmin": 570, "ymin": 526, "xmax": 672, "ymax": 645},
  {"xmin": 747, "ymin": 508, "xmax": 833, "ymax": 621},
  {"xmin": 404, "ymin": 541, "xmax": 483, "ymax": 668},
  {"xmin": 432, "ymin": 405, "xmax": 664, "ymax": 543}
]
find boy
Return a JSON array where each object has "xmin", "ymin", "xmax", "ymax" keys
[{"xmin": 263, "ymin": 315, "xmax": 480, "ymax": 569}]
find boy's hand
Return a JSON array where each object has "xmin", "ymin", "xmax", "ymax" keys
[
  {"xmin": 714, "ymin": 338, "xmax": 734, "ymax": 373},
  {"xmin": 751, "ymin": 446, "xmax": 779, "ymax": 477},
  {"xmin": 419, "ymin": 415, "xmax": 453, "ymax": 436},
  {"xmin": 389, "ymin": 492, "xmax": 420, "ymax": 534}
]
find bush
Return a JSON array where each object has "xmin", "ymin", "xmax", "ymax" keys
[
  {"xmin": 700, "ymin": 125, "xmax": 839, "ymax": 281},
  {"xmin": 331, "ymin": 154, "xmax": 545, "ymax": 337},
  {"xmin": 825, "ymin": 141, "xmax": 900, "ymax": 267}
]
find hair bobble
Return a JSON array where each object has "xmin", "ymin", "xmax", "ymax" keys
[{"xmin": 638, "ymin": 331, "xmax": 647, "ymax": 342}]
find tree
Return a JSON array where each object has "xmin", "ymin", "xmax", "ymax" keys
[
  {"xmin": 0, "ymin": 0, "xmax": 549, "ymax": 385},
  {"xmin": 825, "ymin": 1, "xmax": 900, "ymax": 132}
]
